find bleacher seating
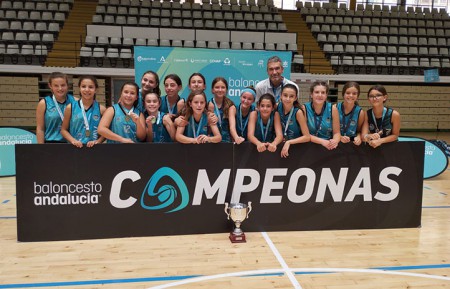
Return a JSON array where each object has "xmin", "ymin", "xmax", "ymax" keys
[
  {"xmin": 92, "ymin": 0, "xmax": 284, "ymax": 32},
  {"xmin": 0, "ymin": 0, "xmax": 72, "ymax": 65},
  {"xmin": 76, "ymin": 0, "xmax": 294, "ymax": 67},
  {"xmin": 299, "ymin": 1, "xmax": 450, "ymax": 75}
]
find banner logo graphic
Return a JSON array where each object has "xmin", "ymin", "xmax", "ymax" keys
[{"xmin": 141, "ymin": 167, "xmax": 189, "ymax": 213}]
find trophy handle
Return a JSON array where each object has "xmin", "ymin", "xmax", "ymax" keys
[
  {"xmin": 246, "ymin": 201, "xmax": 252, "ymax": 219},
  {"xmin": 224, "ymin": 202, "xmax": 230, "ymax": 220}
]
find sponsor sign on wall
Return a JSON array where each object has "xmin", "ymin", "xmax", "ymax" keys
[
  {"xmin": 16, "ymin": 142, "xmax": 424, "ymax": 242},
  {"xmin": 134, "ymin": 47, "xmax": 292, "ymax": 103},
  {"xmin": 0, "ymin": 127, "xmax": 37, "ymax": 177}
]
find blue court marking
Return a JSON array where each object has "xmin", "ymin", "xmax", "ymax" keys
[
  {"xmin": 294, "ymin": 271, "xmax": 330, "ymax": 275},
  {"xmin": 2, "ymin": 264, "xmax": 450, "ymax": 288},
  {"xmin": 292, "ymin": 263, "xmax": 450, "ymax": 276},
  {"xmin": 372, "ymin": 264, "xmax": 450, "ymax": 271},
  {"xmin": 423, "ymin": 186, "xmax": 431, "ymax": 190},
  {"xmin": 2, "ymin": 200, "xmax": 10, "ymax": 204},
  {"xmin": 439, "ymin": 192, "xmax": 448, "ymax": 196},
  {"xmin": 0, "ymin": 216, "xmax": 16, "ymax": 219},
  {"xmin": 244, "ymin": 272, "xmax": 284, "ymax": 277},
  {"xmin": 0, "ymin": 275, "xmax": 201, "ymax": 289}
]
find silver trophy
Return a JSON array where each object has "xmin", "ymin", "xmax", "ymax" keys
[{"xmin": 224, "ymin": 202, "xmax": 252, "ymax": 243}]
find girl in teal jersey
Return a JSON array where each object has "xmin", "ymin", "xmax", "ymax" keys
[
  {"xmin": 247, "ymin": 93, "xmax": 283, "ymax": 153},
  {"xmin": 98, "ymin": 82, "xmax": 146, "ymax": 143},
  {"xmin": 334, "ymin": 81, "xmax": 364, "ymax": 145},
  {"xmin": 175, "ymin": 72, "xmax": 218, "ymax": 128},
  {"xmin": 160, "ymin": 74, "xmax": 185, "ymax": 119},
  {"xmin": 61, "ymin": 76, "xmax": 106, "ymax": 148},
  {"xmin": 143, "ymin": 91, "xmax": 176, "ymax": 143},
  {"xmin": 302, "ymin": 81, "xmax": 340, "ymax": 150},
  {"xmin": 207, "ymin": 77, "xmax": 235, "ymax": 143},
  {"xmin": 175, "ymin": 91, "xmax": 222, "ymax": 144},
  {"xmin": 229, "ymin": 86, "xmax": 256, "ymax": 144},
  {"xmin": 362, "ymin": 85, "xmax": 401, "ymax": 148},
  {"xmin": 188, "ymin": 72, "xmax": 206, "ymax": 94},
  {"xmin": 36, "ymin": 72, "xmax": 77, "ymax": 143},
  {"xmin": 278, "ymin": 84, "xmax": 310, "ymax": 158},
  {"xmin": 137, "ymin": 70, "xmax": 161, "ymax": 114}
]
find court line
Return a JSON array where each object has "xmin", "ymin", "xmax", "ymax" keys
[
  {"xmin": 291, "ymin": 267, "xmax": 450, "ymax": 281},
  {"xmin": 145, "ymin": 269, "xmax": 286, "ymax": 289},
  {"xmin": 261, "ymin": 231, "xmax": 302, "ymax": 289},
  {"xmin": 2, "ymin": 264, "xmax": 450, "ymax": 289},
  {"xmin": 0, "ymin": 275, "xmax": 200, "ymax": 289},
  {"xmin": 146, "ymin": 267, "xmax": 450, "ymax": 289},
  {"xmin": 372, "ymin": 264, "xmax": 450, "ymax": 271}
]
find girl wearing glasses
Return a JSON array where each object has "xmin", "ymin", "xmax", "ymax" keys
[
  {"xmin": 334, "ymin": 81, "xmax": 364, "ymax": 145},
  {"xmin": 302, "ymin": 81, "xmax": 340, "ymax": 150},
  {"xmin": 362, "ymin": 85, "xmax": 400, "ymax": 148}
]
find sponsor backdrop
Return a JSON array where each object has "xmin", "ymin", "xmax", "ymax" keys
[
  {"xmin": 16, "ymin": 142, "xmax": 424, "ymax": 242},
  {"xmin": 134, "ymin": 47, "xmax": 292, "ymax": 103},
  {"xmin": 0, "ymin": 127, "xmax": 37, "ymax": 177},
  {"xmin": 399, "ymin": 136, "xmax": 448, "ymax": 179}
]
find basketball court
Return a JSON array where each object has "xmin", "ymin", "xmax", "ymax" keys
[{"xmin": 1, "ymin": 131, "xmax": 449, "ymax": 289}]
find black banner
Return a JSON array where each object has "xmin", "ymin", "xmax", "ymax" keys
[{"xmin": 16, "ymin": 142, "xmax": 424, "ymax": 241}]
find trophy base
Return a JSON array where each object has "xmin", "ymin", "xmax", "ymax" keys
[{"xmin": 229, "ymin": 232, "xmax": 246, "ymax": 243}]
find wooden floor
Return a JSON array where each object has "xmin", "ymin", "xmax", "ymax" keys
[{"xmin": 1, "ymin": 132, "xmax": 449, "ymax": 289}]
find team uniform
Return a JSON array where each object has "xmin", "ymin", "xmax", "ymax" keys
[
  {"xmin": 209, "ymin": 99, "xmax": 233, "ymax": 142},
  {"xmin": 184, "ymin": 112, "xmax": 209, "ymax": 139},
  {"xmin": 107, "ymin": 103, "xmax": 140, "ymax": 143},
  {"xmin": 277, "ymin": 105, "xmax": 302, "ymax": 140},
  {"xmin": 254, "ymin": 111, "xmax": 276, "ymax": 142},
  {"xmin": 69, "ymin": 99, "xmax": 102, "ymax": 144},
  {"xmin": 367, "ymin": 107, "xmax": 394, "ymax": 138},
  {"xmin": 305, "ymin": 101, "xmax": 333, "ymax": 139},
  {"xmin": 136, "ymin": 91, "xmax": 145, "ymax": 114},
  {"xmin": 337, "ymin": 102, "xmax": 362, "ymax": 139},
  {"xmin": 43, "ymin": 94, "xmax": 76, "ymax": 143},
  {"xmin": 144, "ymin": 111, "xmax": 172, "ymax": 143},
  {"xmin": 236, "ymin": 104, "xmax": 254, "ymax": 141},
  {"xmin": 160, "ymin": 95, "xmax": 184, "ymax": 116}
]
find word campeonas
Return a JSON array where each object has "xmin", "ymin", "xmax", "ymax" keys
[
  {"xmin": 109, "ymin": 166, "xmax": 402, "ymax": 211},
  {"xmin": 33, "ymin": 181, "xmax": 102, "ymax": 206}
]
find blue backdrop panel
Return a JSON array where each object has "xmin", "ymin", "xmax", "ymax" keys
[
  {"xmin": 134, "ymin": 47, "xmax": 292, "ymax": 103},
  {"xmin": 0, "ymin": 127, "xmax": 36, "ymax": 177}
]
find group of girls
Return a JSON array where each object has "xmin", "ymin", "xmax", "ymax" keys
[
  {"xmin": 36, "ymin": 73, "xmax": 106, "ymax": 147},
  {"xmin": 37, "ymin": 71, "xmax": 401, "ymax": 156}
]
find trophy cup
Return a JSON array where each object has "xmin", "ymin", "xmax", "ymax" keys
[{"xmin": 224, "ymin": 202, "xmax": 252, "ymax": 243}]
